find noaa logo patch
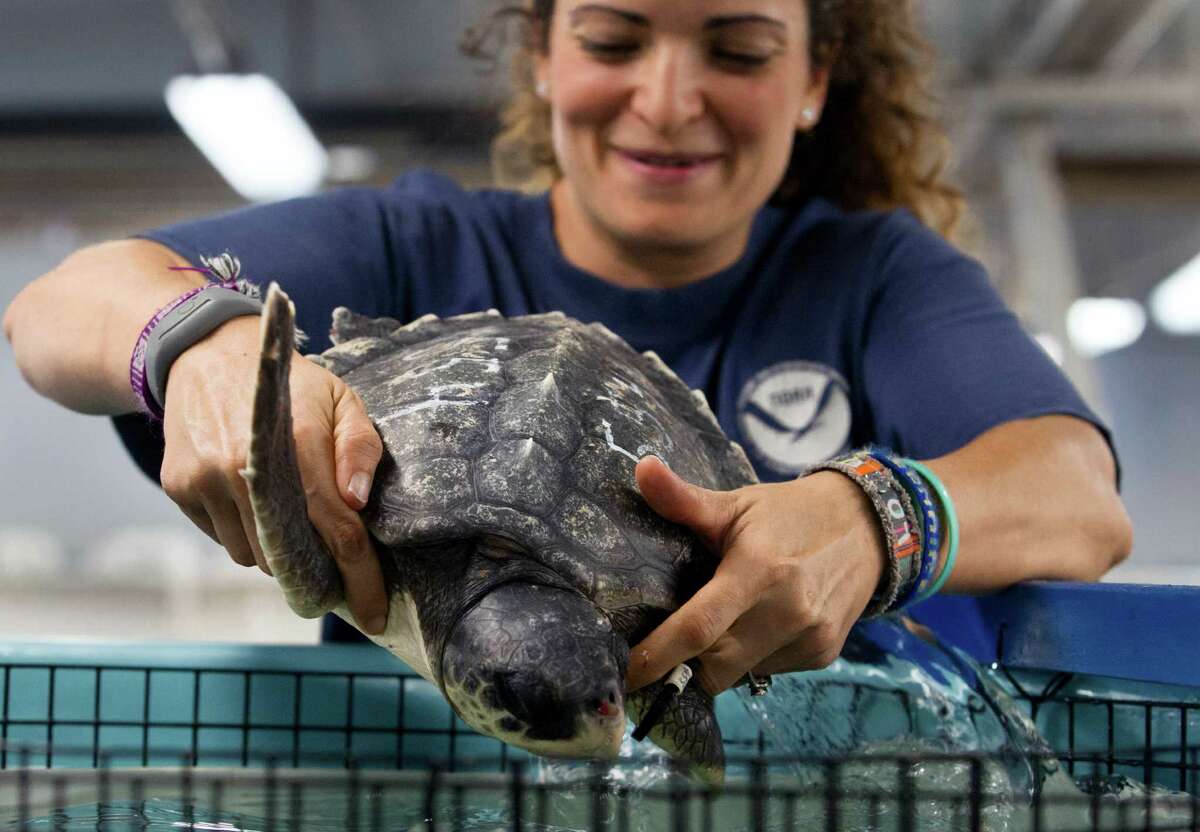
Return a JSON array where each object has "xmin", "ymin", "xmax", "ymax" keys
[{"xmin": 736, "ymin": 362, "xmax": 852, "ymax": 475}]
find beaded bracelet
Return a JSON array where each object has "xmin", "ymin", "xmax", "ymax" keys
[
  {"xmin": 808, "ymin": 451, "xmax": 923, "ymax": 617},
  {"xmin": 869, "ymin": 451, "xmax": 941, "ymax": 609},
  {"xmin": 904, "ymin": 459, "xmax": 960, "ymax": 603}
]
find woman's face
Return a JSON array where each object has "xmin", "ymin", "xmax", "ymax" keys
[{"xmin": 537, "ymin": 0, "xmax": 829, "ymax": 261}]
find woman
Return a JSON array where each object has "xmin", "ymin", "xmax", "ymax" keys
[{"xmin": 3, "ymin": 0, "xmax": 1131, "ymax": 699}]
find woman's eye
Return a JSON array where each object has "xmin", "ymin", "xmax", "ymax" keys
[
  {"xmin": 713, "ymin": 49, "xmax": 771, "ymax": 68},
  {"xmin": 578, "ymin": 38, "xmax": 640, "ymax": 58}
]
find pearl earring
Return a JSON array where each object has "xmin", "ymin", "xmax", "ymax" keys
[
  {"xmin": 536, "ymin": 80, "xmax": 550, "ymax": 100},
  {"xmin": 802, "ymin": 107, "xmax": 816, "ymax": 124}
]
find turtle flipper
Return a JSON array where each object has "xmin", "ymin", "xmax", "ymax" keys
[
  {"xmin": 241, "ymin": 283, "xmax": 344, "ymax": 618},
  {"xmin": 628, "ymin": 683, "xmax": 725, "ymax": 784}
]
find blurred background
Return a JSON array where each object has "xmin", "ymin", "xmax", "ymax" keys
[{"xmin": 1, "ymin": 0, "xmax": 1197, "ymax": 643}]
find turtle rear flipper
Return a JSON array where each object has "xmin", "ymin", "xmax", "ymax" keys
[
  {"xmin": 242, "ymin": 283, "xmax": 343, "ymax": 618},
  {"xmin": 628, "ymin": 683, "xmax": 725, "ymax": 785}
]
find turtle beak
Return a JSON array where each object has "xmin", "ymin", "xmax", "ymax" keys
[{"xmin": 440, "ymin": 583, "xmax": 628, "ymax": 758}]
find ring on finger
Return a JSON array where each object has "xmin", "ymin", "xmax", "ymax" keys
[{"xmin": 746, "ymin": 671, "xmax": 773, "ymax": 697}]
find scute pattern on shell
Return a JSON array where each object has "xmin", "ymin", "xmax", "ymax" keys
[{"xmin": 320, "ymin": 308, "xmax": 757, "ymax": 624}]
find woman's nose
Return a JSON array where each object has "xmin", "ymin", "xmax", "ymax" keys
[{"xmin": 630, "ymin": 47, "xmax": 706, "ymax": 134}]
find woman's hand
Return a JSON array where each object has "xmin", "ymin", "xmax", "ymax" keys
[
  {"xmin": 625, "ymin": 456, "xmax": 887, "ymax": 696},
  {"xmin": 158, "ymin": 315, "xmax": 390, "ymax": 634}
]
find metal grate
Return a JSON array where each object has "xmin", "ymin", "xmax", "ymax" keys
[
  {"xmin": 0, "ymin": 663, "xmax": 925, "ymax": 772},
  {"xmin": 2, "ymin": 661, "xmax": 1199, "ymax": 831},
  {"xmin": 1005, "ymin": 669, "xmax": 1200, "ymax": 795},
  {"xmin": 1, "ymin": 747, "xmax": 1198, "ymax": 832},
  {"xmin": 0, "ymin": 662, "xmax": 505, "ymax": 772}
]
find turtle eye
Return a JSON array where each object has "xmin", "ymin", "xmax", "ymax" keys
[{"xmin": 478, "ymin": 534, "xmax": 523, "ymax": 562}]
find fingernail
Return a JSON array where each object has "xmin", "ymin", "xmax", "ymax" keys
[
  {"xmin": 349, "ymin": 472, "xmax": 371, "ymax": 505},
  {"xmin": 366, "ymin": 615, "xmax": 387, "ymax": 635}
]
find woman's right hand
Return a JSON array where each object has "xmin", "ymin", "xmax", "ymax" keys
[{"xmin": 159, "ymin": 315, "xmax": 390, "ymax": 635}]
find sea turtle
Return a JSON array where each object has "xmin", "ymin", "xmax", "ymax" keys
[{"xmin": 242, "ymin": 284, "xmax": 759, "ymax": 782}]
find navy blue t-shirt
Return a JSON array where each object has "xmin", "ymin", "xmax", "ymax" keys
[{"xmin": 121, "ymin": 169, "xmax": 1105, "ymax": 484}]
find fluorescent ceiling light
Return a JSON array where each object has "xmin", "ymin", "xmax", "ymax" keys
[
  {"xmin": 1149, "ymin": 251, "xmax": 1200, "ymax": 335},
  {"xmin": 1065, "ymin": 297, "xmax": 1146, "ymax": 357},
  {"xmin": 165, "ymin": 74, "xmax": 328, "ymax": 203}
]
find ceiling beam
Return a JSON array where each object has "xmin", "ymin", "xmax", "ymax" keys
[
  {"xmin": 959, "ymin": 73, "xmax": 1199, "ymax": 116},
  {"xmin": 947, "ymin": 73, "xmax": 1200, "ymax": 183},
  {"xmin": 995, "ymin": 0, "xmax": 1091, "ymax": 75},
  {"xmin": 1101, "ymin": 0, "xmax": 1191, "ymax": 74}
]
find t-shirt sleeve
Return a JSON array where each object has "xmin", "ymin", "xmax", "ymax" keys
[
  {"xmin": 859, "ymin": 212, "xmax": 1117, "ymax": 469},
  {"xmin": 117, "ymin": 185, "xmax": 401, "ymax": 484},
  {"xmin": 136, "ymin": 185, "xmax": 399, "ymax": 349}
]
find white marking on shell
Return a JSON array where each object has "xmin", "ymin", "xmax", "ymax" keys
[
  {"xmin": 429, "ymin": 381, "xmax": 489, "ymax": 396},
  {"xmin": 453, "ymin": 309, "xmax": 501, "ymax": 323},
  {"xmin": 596, "ymin": 387, "xmax": 676, "ymax": 454},
  {"xmin": 691, "ymin": 389, "xmax": 722, "ymax": 430},
  {"xmin": 376, "ymin": 397, "xmax": 479, "ymax": 424},
  {"xmin": 601, "ymin": 419, "xmax": 640, "ymax": 464},
  {"xmin": 518, "ymin": 437, "xmax": 535, "ymax": 461},
  {"xmin": 495, "ymin": 337, "xmax": 510, "ymax": 352},
  {"xmin": 539, "ymin": 372, "xmax": 561, "ymax": 404},
  {"xmin": 384, "ymin": 357, "xmax": 501, "ymax": 388},
  {"xmin": 343, "ymin": 593, "xmax": 434, "ymax": 682},
  {"xmin": 603, "ymin": 375, "xmax": 643, "ymax": 399}
]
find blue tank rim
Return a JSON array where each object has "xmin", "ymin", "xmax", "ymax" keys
[{"xmin": 910, "ymin": 581, "xmax": 1200, "ymax": 689}]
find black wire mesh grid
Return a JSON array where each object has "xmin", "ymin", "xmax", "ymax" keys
[{"xmin": 0, "ymin": 660, "xmax": 1198, "ymax": 831}]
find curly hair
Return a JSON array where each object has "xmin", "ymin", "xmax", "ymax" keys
[{"xmin": 463, "ymin": 0, "xmax": 965, "ymax": 241}]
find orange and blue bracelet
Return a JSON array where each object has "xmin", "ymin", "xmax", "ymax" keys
[{"xmin": 809, "ymin": 450, "xmax": 923, "ymax": 616}]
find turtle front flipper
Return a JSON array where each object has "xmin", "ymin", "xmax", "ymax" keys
[
  {"xmin": 241, "ymin": 283, "xmax": 343, "ymax": 618},
  {"xmin": 628, "ymin": 682, "xmax": 725, "ymax": 784}
]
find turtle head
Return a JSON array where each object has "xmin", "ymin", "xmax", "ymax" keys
[{"xmin": 440, "ymin": 582, "xmax": 628, "ymax": 759}]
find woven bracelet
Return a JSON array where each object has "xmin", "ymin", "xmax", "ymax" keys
[
  {"xmin": 869, "ymin": 451, "xmax": 941, "ymax": 609},
  {"xmin": 808, "ymin": 451, "xmax": 923, "ymax": 617}
]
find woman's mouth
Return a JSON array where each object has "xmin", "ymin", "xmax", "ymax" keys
[{"xmin": 615, "ymin": 148, "xmax": 721, "ymax": 185}]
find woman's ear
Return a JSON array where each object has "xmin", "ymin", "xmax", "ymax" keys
[
  {"xmin": 796, "ymin": 64, "xmax": 832, "ymax": 129},
  {"xmin": 532, "ymin": 40, "xmax": 551, "ymax": 101},
  {"xmin": 531, "ymin": 15, "xmax": 552, "ymax": 99}
]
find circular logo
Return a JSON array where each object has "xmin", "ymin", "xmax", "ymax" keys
[{"xmin": 736, "ymin": 361, "xmax": 852, "ymax": 475}]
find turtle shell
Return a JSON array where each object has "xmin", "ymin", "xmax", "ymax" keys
[{"xmin": 311, "ymin": 308, "xmax": 758, "ymax": 637}]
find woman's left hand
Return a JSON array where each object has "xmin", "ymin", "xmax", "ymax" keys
[{"xmin": 625, "ymin": 456, "xmax": 888, "ymax": 696}]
